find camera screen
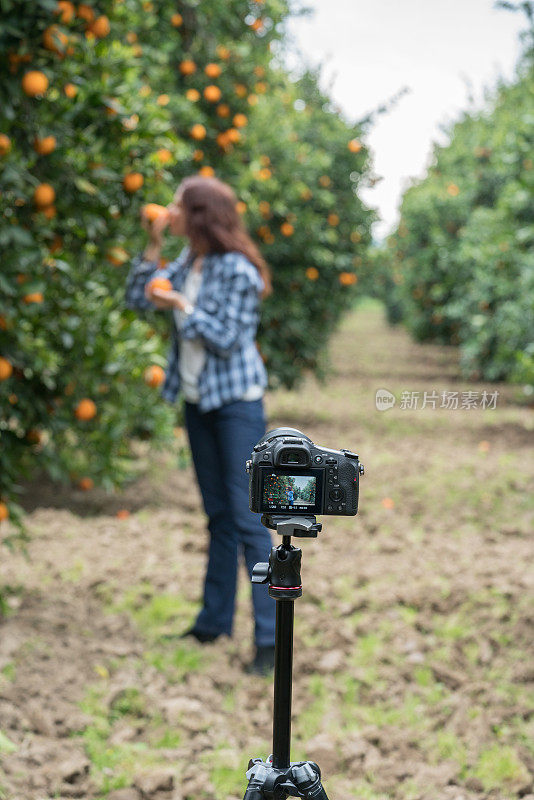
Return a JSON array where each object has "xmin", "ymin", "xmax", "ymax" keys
[{"xmin": 259, "ymin": 467, "xmax": 324, "ymax": 514}]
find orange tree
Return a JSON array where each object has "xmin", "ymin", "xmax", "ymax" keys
[
  {"xmin": 0, "ymin": 0, "xmax": 374, "ymax": 534},
  {"xmin": 381, "ymin": 8, "xmax": 533, "ymax": 385}
]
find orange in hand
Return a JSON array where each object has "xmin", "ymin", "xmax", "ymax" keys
[
  {"xmin": 148, "ymin": 277, "xmax": 172, "ymax": 293},
  {"xmin": 142, "ymin": 203, "xmax": 169, "ymax": 222}
]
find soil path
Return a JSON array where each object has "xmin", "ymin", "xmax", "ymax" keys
[{"xmin": 1, "ymin": 303, "xmax": 533, "ymax": 800}]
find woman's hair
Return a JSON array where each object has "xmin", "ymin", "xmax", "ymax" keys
[{"xmin": 178, "ymin": 175, "xmax": 272, "ymax": 298}]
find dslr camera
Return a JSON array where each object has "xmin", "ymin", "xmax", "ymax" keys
[{"xmin": 246, "ymin": 427, "xmax": 363, "ymax": 517}]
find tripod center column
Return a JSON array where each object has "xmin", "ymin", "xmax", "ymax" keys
[{"xmin": 272, "ymin": 598, "xmax": 294, "ymax": 770}]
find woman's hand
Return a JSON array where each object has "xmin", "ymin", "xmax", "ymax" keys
[
  {"xmin": 144, "ymin": 285, "xmax": 190, "ymax": 311},
  {"xmin": 141, "ymin": 207, "xmax": 169, "ymax": 261}
]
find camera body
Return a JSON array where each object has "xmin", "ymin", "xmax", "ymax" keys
[{"xmin": 246, "ymin": 427, "xmax": 362, "ymax": 517}]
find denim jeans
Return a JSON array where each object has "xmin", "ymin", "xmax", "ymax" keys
[{"xmin": 184, "ymin": 398, "xmax": 276, "ymax": 647}]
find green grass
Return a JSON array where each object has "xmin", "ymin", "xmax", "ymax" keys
[{"xmin": 472, "ymin": 745, "xmax": 530, "ymax": 792}]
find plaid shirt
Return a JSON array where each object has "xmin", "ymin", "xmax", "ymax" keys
[{"xmin": 125, "ymin": 247, "xmax": 268, "ymax": 412}]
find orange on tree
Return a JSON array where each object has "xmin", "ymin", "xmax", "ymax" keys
[
  {"xmin": 234, "ymin": 83, "xmax": 247, "ymax": 97},
  {"xmin": 41, "ymin": 205, "xmax": 56, "ymax": 219},
  {"xmin": 22, "ymin": 71, "xmax": 49, "ymax": 97},
  {"xmin": 78, "ymin": 477, "xmax": 94, "ymax": 490},
  {"xmin": 236, "ymin": 201, "xmax": 247, "ymax": 214},
  {"xmin": 216, "ymin": 44, "xmax": 231, "ymax": 60},
  {"xmin": 306, "ymin": 267, "xmax": 319, "ymax": 280},
  {"xmin": 0, "ymin": 357, "xmax": 13, "ymax": 380},
  {"xmin": 204, "ymin": 85, "xmax": 222, "ymax": 103},
  {"xmin": 348, "ymin": 138, "xmax": 362, "ymax": 153},
  {"xmin": 339, "ymin": 272, "xmax": 357, "ymax": 286},
  {"xmin": 157, "ymin": 94, "xmax": 170, "ymax": 106},
  {"xmin": 23, "ymin": 292, "xmax": 44, "ymax": 303},
  {"xmin": 192, "ymin": 149, "xmax": 204, "ymax": 161},
  {"xmin": 190, "ymin": 123, "xmax": 206, "ymax": 140},
  {"xmin": 77, "ymin": 3, "xmax": 94, "ymax": 22},
  {"xmin": 106, "ymin": 246, "xmax": 129, "ymax": 265},
  {"xmin": 123, "ymin": 172, "xmax": 144, "ymax": 192},
  {"xmin": 328, "ymin": 213, "xmax": 340, "ymax": 226},
  {"xmin": 171, "ymin": 12, "xmax": 183, "ymax": 26},
  {"xmin": 205, "ymin": 63, "xmax": 222, "ymax": 78},
  {"xmin": 0, "ymin": 134, "xmax": 11, "ymax": 155},
  {"xmin": 33, "ymin": 183, "xmax": 55, "ymax": 207},
  {"xmin": 156, "ymin": 148, "xmax": 172, "ymax": 163},
  {"xmin": 147, "ymin": 276, "xmax": 172, "ymax": 292},
  {"xmin": 90, "ymin": 15, "xmax": 111, "ymax": 38},
  {"xmin": 75, "ymin": 398, "xmax": 97, "ymax": 421},
  {"xmin": 226, "ymin": 128, "xmax": 240, "ymax": 143},
  {"xmin": 33, "ymin": 135, "xmax": 57, "ymax": 155},
  {"xmin": 216, "ymin": 103, "xmax": 230, "ymax": 117},
  {"xmin": 55, "ymin": 0, "xmax": 75, "ymax": 22},
  {"xmin": 142, "ymin": 203, "xmax": 169, "ymax": 221},
  {"xmin": 43, "ymin": 25, "xmax": 68, "ymax": 54},
  {"xmin": 179, "ymin": 59, "xmax": 196, "ymax": 75},
  {"xmin": 64, "ymin": 83, "xmax": 78, "ymax": 98},
  {"xmin": 280, "ymin": 222, "xmax": 294, "ymax": 236},
  {"xmin": 0, "ymin": 502, "xmax": 8, "ymax": 522},
  {"xmin": 144, "ymin": 364, "xmax": 165, "ymax": 387},
  {"xmin": 233, "ymin": 113, "xmax": 247, "ymax": 128},
  {"xmin": 186, "ymin": 88, "xmax": 200, "ymax": 102},
  {"xmin": 199, "ymin": 166, "xmax": 215, "ymax": 177}
]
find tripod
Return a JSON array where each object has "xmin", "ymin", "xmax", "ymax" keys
[{"xmin": 243, "ymin": 514, "xmax": 330, "ymax": 800}]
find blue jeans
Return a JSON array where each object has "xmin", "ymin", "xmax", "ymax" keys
[{"xmin": 184, "ymin": 398, "xmax": 276, "ymax": 647}]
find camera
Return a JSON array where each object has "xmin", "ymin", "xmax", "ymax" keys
[{"xmin": 246, "ymin": 427, "xmax": 363, "ymax": 516}]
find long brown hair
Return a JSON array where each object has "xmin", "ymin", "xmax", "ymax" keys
[{"xmin": 179, "ymin": 175, "xmax": 272, "ymax": 298}]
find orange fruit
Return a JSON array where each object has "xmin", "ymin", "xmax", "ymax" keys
[
  {"xmin": 22, "ymin": 71, "xmax": 49, "ymax": 96},
  {"xmin": 234, "ymin": 83, "xmax": 247, "ymax": 97},
  {"xmin": 190, "ymin": 123, "xmax": 206, "ymax": 140},
  {"xmin": 142, "ymin": 203, "xmax": 169, "ymax": 222},
  {"xmin": 90, "ymin": 15, "xmax": 110, "ymax": 37},
  {"xmin": 199, "ymin": 166, "xmax": 214, "ymax": 177},
  {"xmin": 319, "ymin": 175, "xmax": 331, "ymax": 187},
  {"xmin": 186, "ymin": 88, "xmax": 200, "ymax": 102},
  {"xmin": 41, "ymin": 205, "xmax": 56, "ymax": 219},
  {"xmin": 55, "ymin": 1, "xmax": 75, "ymax": 22},
  {"xmin": 305, "ymin": 267, "xmax": 319, "ymax": 281},
  {"xmin": 192, "ymin": 149, "xmax": 204, "ymax": 161},
  {"xmin": 171, "ymin": 12, "xmax": 183, "ymax": 26},
  {"xmin": 0, "ymin": 316, "xmax": 8, "ymax": 330},
  {"xmin": 106, "ymin": 247, "xmax": 129, "ymax": 266},
  {"xmin": 75, "ymin": 398, "xmax": 97, "ymax": 421},
  {"xmin": 116, "ymin": 509, "xmax": 130, "ymax": 519},
  {"xmin": 381, "ymin": 497, "xmax": 395, "ymax": 509},
  {"xmin": 123, "ymin": 172, "xmax": 144, "ymax": 192},
  {"xmin": 447, "ymin": 183, "xmax": 460, "ymax": 196},
  {"xmin": 157, "ymin": 93, "xmax": 170, "ymax": 105},
  {"xmin": 236, "ymin": 201, "xmax": 247, "ymax": 214},
  {"xmin": 280, "ymin": 222, "xmax": 294, "ymax": 237},
  {"xmin": 0, "ymin": 502, "xmax": 8, "ymax": 522},
  {"xmin": 328, "ymin": 213, "xmax": 340, "ymax": 226},
  {"xmin": 179, "ymin": 59, "xmax": 196, "ymax": 75},
  {"xmin": 226, "ymin": 128, "xmax": 240, "ymax": 143},
  {"xmin": 77, "ymin": 3, "xmax": 94, "ymax": 22},
  {"xmin": 43, "ymin": 25, "xmax": 68, "ymax": 53},
  {"xmin": 33, "ymin": 183, "xmax": 55, "ymax": 207},
  {"xmin": 64, "ymin": 83, "xmax": 78, "ymax": 98},
  {"xmin": 348, "ymin": 139, "xmax": 362, "ymax": 153},
  {"xmin": 156, "ymin": 148, "xmax": 172, "ymax": 163},
  {"xmin": 78, "ymin": 477, "xmax": 94, "ymax": 491},
  {"xmin": 49, "ymin": 235, "xmax": 63, "ymax": 253},
  {"xmin": 144, "ymin": 364, "xmax": 166, "ymax": 387},
  {"xmin": 233, "ymin": 113, "xmax": 247, "ymax": 128},
  {"xmin": 205, "ymin": 63, "xmax": 222, "ymax": 78},
  {"xmin": 339, "ymin": 272, "xmax": 357, "ymax": 286},
  {"xmin": 0, "ymin": 134, "xmax": 11, "ymax": 155},
  {"xmin": 0, "ymin": 357, "xmax": 13, "ymax": 380},
  {"xmin": 204, "ymin": 85, "xmax": 221, "ymax": 103},
  {"xmin": 33, "ymin": 135, "xmax": 57, "ymax": 155},
  {"xmin": 23, "ymin": 292, "xmax": 44, "ymax": 303},
  {"xmin": 216, "ymin": 103, "xmax": 230, "ymax": 117},
  {"xmin": 216, "ymin": 45, "xmax": 231, "ymax": 60},
  {"xmin": 147, "ymin": 277, "xmax": 172, "ymax": 292}
]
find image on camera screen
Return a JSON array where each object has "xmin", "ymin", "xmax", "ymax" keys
[{"xmin": 262, "ymin": 473, "xmax": 317, "ymax": 511}]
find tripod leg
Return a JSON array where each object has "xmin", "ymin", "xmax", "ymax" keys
[
  {"xmin": 243, "ymin": 761, "xmax": 269, "ymax": 800},
  {"xmin": 290, "ymin": 762, "xmax": 330, "ymax": 800}
]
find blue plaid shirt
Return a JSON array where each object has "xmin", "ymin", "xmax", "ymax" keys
[{"xmin": 125, "ymin": 247, "xmax": 268, "ymax": 412}]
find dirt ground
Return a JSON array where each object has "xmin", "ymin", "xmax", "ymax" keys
[{"xmin": 1, "ymin": 301, "xmax": 533, "ymax": 800}]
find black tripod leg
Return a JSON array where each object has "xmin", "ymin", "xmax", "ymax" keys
[
  {"xmin": 290, "ymin": 762, "xmax": 330, "ymax": 800},
  {"xmin": 243, "ymin": 762, "xmax": 270, "ymax": 800}
]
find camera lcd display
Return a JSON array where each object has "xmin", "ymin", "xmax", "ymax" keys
[{"xmin": 259, "ymin": 467, "xmax": 324, "ymax": 514}]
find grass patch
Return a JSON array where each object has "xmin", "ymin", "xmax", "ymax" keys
[{"xmin": 472, "ymin": 744, "xmax": 530, "ymax": 792}]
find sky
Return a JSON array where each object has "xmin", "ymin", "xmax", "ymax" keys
[{"xmin": 283, "ymin": 0, "xmax": 527, "ymax": 239}]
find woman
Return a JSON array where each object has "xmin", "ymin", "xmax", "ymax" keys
[{"xmin": 125, "ymin": 176, "xmax": 276, "ymax": 675}]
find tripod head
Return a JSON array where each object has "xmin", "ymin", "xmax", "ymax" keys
[{"xmin": 260, "ymin": 514, "xmax": 322, "ymax": 538}]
